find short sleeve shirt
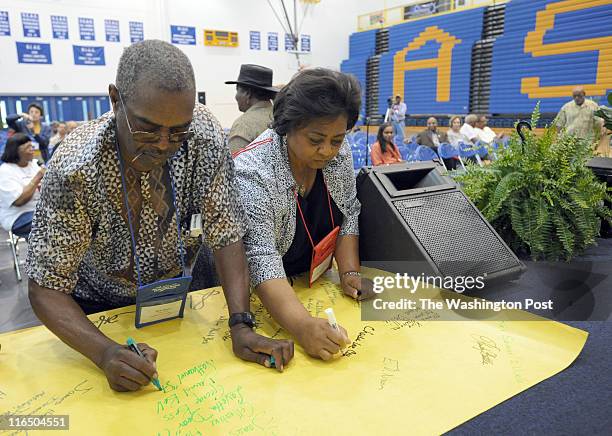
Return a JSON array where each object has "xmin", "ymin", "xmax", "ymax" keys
[{"xmin": 26, "ymin": 104, "xmax": 246, "ymax": 306}]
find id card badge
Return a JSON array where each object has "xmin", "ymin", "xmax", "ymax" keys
[
  {"xmin": 309, "ymin": 226, "xmax": 340, "ymax": 286},
  {"xmin": 135, "ymin": 276, "xmax": 192, "ymax": 328}
]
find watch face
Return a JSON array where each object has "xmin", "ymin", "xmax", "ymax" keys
[{"xmin": 230, "ymin": 312, "xmax": 255, "ymax": 328}]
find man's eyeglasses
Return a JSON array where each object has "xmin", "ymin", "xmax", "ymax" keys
[{"xmin": 118, "ymin": 90, "xmax": 193, "ymax": 144}]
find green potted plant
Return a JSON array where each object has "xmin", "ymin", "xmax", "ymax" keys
[
  {"xmin": 455, "ymin": 104, "xmax": 612, "ymax": 261},
  {"xmin": 594, "ymin": 92, "xmax": 612, "ymax": 132}
]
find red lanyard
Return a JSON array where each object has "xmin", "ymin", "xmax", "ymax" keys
[{"xmin": 294, "ymin": 177, "xmax": 336, "ymax": 248}]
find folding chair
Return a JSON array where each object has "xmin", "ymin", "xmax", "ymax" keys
[{"xmin": 7, "ymin": 230, "xmax": 28, "ymax": 281}]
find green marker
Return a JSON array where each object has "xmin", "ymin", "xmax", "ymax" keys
[{"xmin": 126, "ymin": 337, "xmax": 162, "ymax": 391}]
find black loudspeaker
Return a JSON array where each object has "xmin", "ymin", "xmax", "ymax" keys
[
  {"xmin": 587, "ymin": 157, "xmax": 612, "ymax": 237},
  {"xmin": 198, "ymin": 92, "xmax": 206, "ymax": 105},
  {"xmin": 357, "ymin": 162, "xmax": 525, "ymax": 283}
]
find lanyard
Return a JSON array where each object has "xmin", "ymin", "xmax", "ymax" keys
[
  {"xmin": 294, "ymin": 176, "xmax": 336, "ymax": 248},
  {"xmin": 115, "ymin": 141, "xmax": 187, "ymax": 287}
]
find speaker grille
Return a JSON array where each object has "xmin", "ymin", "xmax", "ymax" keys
[{"xmin": 393, "ymin": 191, "xmax": 520, "ymax": 278}]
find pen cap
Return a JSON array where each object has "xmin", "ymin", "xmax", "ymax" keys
[{"xmin": 324, "ymin": 308, "xmax": 338, "ymax": 326}]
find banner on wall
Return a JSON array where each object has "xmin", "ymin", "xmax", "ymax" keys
[
  {"xmin": 489, "ymin": 0, "xmax": 612, "ymax": 113},
  {"xmin": 16, "ymin": 42, "xmax": 52, "ymax": 64},
  {"xmin": 78, "ymin": 17, "xmax": 95, "ymax": 41},
  {"xmin": 284, "ymin": 33, "xmax": 295, "ymax": 51},
  {"xmin": 268, "ymin": 32, "xmax": 278, "ymax": 51},
  {"xmin": 0, "ymin": 11, "xmax": 11, "ymax": 36},
  {"xmin": 51, "ymin": 15, "xmax": 69, "ymax": 39},
  {"xmin": 171, "ymin": 25, "xmax": 196, "ymax": 45},
  {"xmin": 21, "ymin": 12, "xmax": 40, "ymax": 38},
  {"xmin": 104, "ymin": 19, "xmax": 120, "ymax": 42},
  {"xmin": 250, "ymin": 31, "xmax": 261, "ymax": 50},
  {"xmin": 129, "ymin": 21, "xmax": 144, "ymax": 43},
  {"xmin": 73, "ymin": 45, "xmax": 105, "ymax": 65},
  {"xmin": 301, "ymin": 34, "xmax": 311, "ymax": 52}
]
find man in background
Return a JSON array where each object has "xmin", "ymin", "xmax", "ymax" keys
[
  {"xmin": 556, "ymin": 86, "xmax": 602, "ymax": 141},
  {"xmin": 226, "ymin": 64, "xmax": 279, "ymax": 153},
  {"xmin": 474, "ymin": 114, "xmax": 504, "ymax": 144},
  {"xmin": 460, "ymin": 114, "xmax": 479, "ymax": 144},
  {"xmin": 416, "ymin": 117, "xmax": 455, "ymax": 169},
  {"xmin": 390, "ymin": 94, "xmax": 407, "ymax": 143}
]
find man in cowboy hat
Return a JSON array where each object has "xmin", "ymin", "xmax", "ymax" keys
[{"xmin": 226, "ymin": 64, "xmax": 279, "ymax": 153}]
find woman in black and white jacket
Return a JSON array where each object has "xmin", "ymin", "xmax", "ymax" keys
[{"xmin": 234, "ymin": 68, "xmax": 374, "ymax": 362}]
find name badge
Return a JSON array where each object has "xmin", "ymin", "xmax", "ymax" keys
[
  {"xmin": 309, "ymin": 226, "xmax": 340, "ymax": 286},
  {"xmin": 135, "ymin": 276, "xmax": 192, "ymax": 328}
]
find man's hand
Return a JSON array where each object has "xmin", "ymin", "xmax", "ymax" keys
[
  {"xmin": 295, "ymin": 316, "xmax": 350, "ymax": 361},
  {"xmin": 230, "ymin": 324, "xmax": 294, "ymax": 372},
  {"xmin": 341, "ymin": 273, "xmax": 376, "ymax": 301},
  {"xmin": 98, "ymin": 343, "xmax": 158, "ymax": 392}
]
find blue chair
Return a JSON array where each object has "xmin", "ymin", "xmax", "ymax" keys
[
  {"xmin": 415, "ymin": 145, "xmax": 439, "ymax": 162},
  {"xmin": 401, "ymin": 142, "xmax": 418, "ymax": 161},
  {"xmin": 397, "ymin": 145, "xmax": 409, "ymax": 161},
  {"xmin": 475, "ymin": 140, "xmax": 489, "ymax": 158},
  {"xmin": 458, "ymin": 142, "xmax": 483, "ymax": 167},
  {"xmin": 438, "ymin": 143, "xmax": 464, "ymax": 170}
]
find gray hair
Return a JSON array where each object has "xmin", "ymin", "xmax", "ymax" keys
[
  {"xmin": 465, "ymin": 114, "xmax": 477, "ymax": 124},
  {"xmin": 115, "ymin": 40, "xmax": 195, "ymax": 102}
]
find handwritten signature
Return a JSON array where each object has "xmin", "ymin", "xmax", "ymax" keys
[
  {"xmin": 92, "ymin": 311, "xmax": 134, "ymax": 329},
  {"xmin": 190, "ymin": 290, "xmax": 221, "ymax": 311},
  {"xmin": 379, "ymin": 357, "xmax": 400, "ymax": 390},
  {"xmin": 471, "ymin": 334, "xmax": 500, "ymax": 365}
]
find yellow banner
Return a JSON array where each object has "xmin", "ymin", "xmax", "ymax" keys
[{"xmin": 0, "ymin": 270, "xmax": 587, "ymax": 435}]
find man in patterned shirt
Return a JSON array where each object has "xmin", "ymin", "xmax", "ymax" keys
[
  {"xmin": 26, "ymin": 40, "xmax": 293, "ymax": 392},
  {"xmin": 555, "ymin": 86, "xmax": 603, "ymax": 141}
]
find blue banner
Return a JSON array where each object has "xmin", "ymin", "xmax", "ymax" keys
[
  {"xmin": 104, "ymin": 19, "xmax": 120, "ymax": 42},
  {"xmin": 16, "ymin": 42, "xmax": 51, "ymax": 64},
  {"xmin": 21, "ymin": 12, "xmax": 40, "ymax": 38},
  {"xmin": 51, "ymin": 15, "xmax": 68, "ymax": 39},
  {"xmin": 301, "ymin": 34, "xmax": 311, "ymax": 52},
  {"xmin": 78, "ymin": 17, "xmax": 95, "ymax": 41},
  {"xmin": 249, "ymin": 31, "xmax": 261, "ymax": 50},
  {"xmin": 73, "ymin": 45, "xmax": 105, "ymax": 66},
  {"xmin": 268, "ymin": 32, "xmax": 278, "ymax": 51},
  {"xmin": 170, "ymin": 25, "xmax": 196, "ymax": 45},
  {"xmin": 0, "ymin": 11, "xmax": 10, "ymax": 36},
  {"xmin": 129, "ymin": 21, "xmax": 144, "ymax": 43},
  {"xmin": 284, "ymin": 33, "xmax": 295, "ymax": 51}
]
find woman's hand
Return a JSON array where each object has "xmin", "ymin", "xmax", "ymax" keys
[
  {"xmin": 230, "ymin": 324, "xmax": 294, "ymax": 372},
  {"xmin": 295, "ymin": 316, "xmax": 350, "ymax": 361}
]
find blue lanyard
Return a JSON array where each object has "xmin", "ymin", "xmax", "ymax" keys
[{"xmin": 114, "ymin": 140, "xmax": 187, "ymax": 287}]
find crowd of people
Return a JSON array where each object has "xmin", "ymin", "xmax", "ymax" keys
[
  {"xmin": 0, "ymin": 39, "xmax": 609, "ymax": 392},
  {"xmin": 366, "ymin": 86, "xmax": 608, "ymax": 168}
]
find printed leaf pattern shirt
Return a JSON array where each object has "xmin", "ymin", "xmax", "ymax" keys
[{"xmin": 26, "ymin": 104, "xmax": 246, "ymax": 306}]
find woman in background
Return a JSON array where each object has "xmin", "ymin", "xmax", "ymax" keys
[
  {"xmin": 446, "ymin": 115, "xmax": 470, "ymax": 146},
  {"xmin": 370, "ymin": 123, "xmax": 402, "ymax": 165},
  {"xmin": 0, "ymin": 133, "xmax": 45, "ymax": 235},
  {"xmin": 7, "ymin": 103, "xmax": 52, "ymax": 162}
]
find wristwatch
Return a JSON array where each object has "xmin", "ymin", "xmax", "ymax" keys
[{"xmin": 228, "ymin": 311, "xmax": 256, "ymax": 329}]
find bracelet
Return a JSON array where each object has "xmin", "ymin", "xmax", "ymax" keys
[{"xmin": 342, "ymin": 271, "xmax": 361, "ymax": 278}]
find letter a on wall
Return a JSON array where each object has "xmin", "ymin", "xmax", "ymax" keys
[
  {"xmin": 393, "ymin": 26, "xmax": 461, "ymax": 103},
  {"xmin": 378, "ymin": 7, "xmax": 484, "ymax": 115}
]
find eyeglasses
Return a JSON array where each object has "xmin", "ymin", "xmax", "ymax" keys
[{"xmin": 118, "ymin": 90, "xmax": 193, "ymax": 144}]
